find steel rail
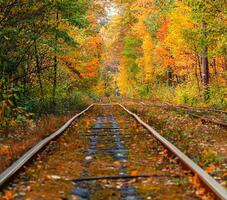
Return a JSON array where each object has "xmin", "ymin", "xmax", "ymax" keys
[
  {"xmin": 139, "ymin": 102, "xmax": 227, "ymax": 115},
  {"xmin": 0, "ymin": 104, "xmax": 94, "ymax": 187},
  {"xmin": 188, "ymin": 112, "xmax": 227, "ymax": 127},
  {"xmin": 118, "ymin": 103, "xmax": 227, "ymax": 200},
  {"xmin": 165, "ymin": 103, "xmax": 227, "ymax": 115}
]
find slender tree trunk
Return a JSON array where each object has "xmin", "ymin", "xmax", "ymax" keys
[
  {"xmin": 52, "ymin": 10, "xmax": 59, "ymax": 110},
  {"xmin": 223, "ymin": 55, "xmax": 227, "ymax": 71},
  {"xmin": 194, "ymin": 63, "xmax": 201, "ymax": 92},
  {"xmin": 22, "ymin": 55, "xmax": 30, "ymax": 95},
  {"xmin": 146, "ymin": 83, "xmax": 149, "ymax": 94},
  {"xmin": 212, "ymin": 58, "xmax": 218, "ymax": 77},
  {"xmin": 166, "ymin": 67, "xmax": 173, "ymax": 86},
  {"xmin": 201, "ymin": 48, "xmax": 209, "ymax": 86},
  {"xmin": 197, "ymin": 54, "xmax": 202, "ymax": 81},
  {"xmin": 175, "ymin": 75, "xmax": 179, "ymax": 84},
  {"xmin": 201, "ymin": 21, "xmax": 209, "ymax": 100},
  {"xmin": 34, "ymin": 40, "xmax": 44, "ymax": 99},
  {"xmin": 22, "ymin": 62, "xmax": 28, "ymax": 95}
]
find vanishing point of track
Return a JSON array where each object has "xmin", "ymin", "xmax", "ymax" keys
[{"xmin": 0, "ymin": 104, "xmax": 226, "ymax": 199}]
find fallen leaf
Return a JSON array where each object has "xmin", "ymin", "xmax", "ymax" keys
[
  {"xmin": 196, "ymin": 187, "xmax": 205, "ymax": 195},
  {"xmin": 221, "ymin": 172, "xmax": 227, "ymax": 178},
  {"xmin": 1, "ymin": 191, "xmax": 13, "ymax": 200},
  {"xmin": 45, "ymin": 175, "xmax": 61, "ymax": 181},
  {"xmin": 113, "ymin": 161, "xmax": 121, "ymax": 166},
  {"xmin": 191, "ymin": 174, "xmax": 200, "ymax": 188},
  {"xmin": 130, "ymin": 170, "xmax": 138, "ymax": 176},
  {"xmin": 205, "ymin": 165, "xmax": 216, "ymax": 173},
  {"xmin": 85, "ymin": 156, "xmax": 93, "ymax": 160},
  {"xmin": 97, "ymin": 144, "xmax": 105, "ymax": 147}
]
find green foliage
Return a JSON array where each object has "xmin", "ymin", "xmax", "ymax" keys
[
  {"xmin": 58, "ymin": 0, "xmax": 89, "ymax": 28},
  {"xmin": 47, "ymin": 28, "xmax": 78, "ymax": 47},
  {"xmin": 136, "ymin": 84, "xmax": 150, "ymax": 98},
  {"xmin": 200, "ymin": 150, "xmax": 224, "ymax": 167},
  {"xmin": 206, "ymin": 84, "xmax": 227, "ymax": 109},
  {"xmin": 121, "ymin": 36, "xmax": 142, "ymax": 87},
  {"xmin": 0, "ymin": 0, "xmax": 96, "ymax": 130},
  {"xmin": 146, "ymin": 13, "xmax": 161, "ymax": 40},
  {"xmin": 151, "ymin": 84, "xmax": 175, "ymax": 102},
  {"xmin": 122, "ymin": 36, "xmax": 142, "ymax": 59},
  {"xmin": 0, "ymin": 79, "xmax": 33, "ymax": 128}
]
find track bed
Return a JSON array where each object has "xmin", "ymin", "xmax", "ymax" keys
[{"xmin": 1, "ymin": 105, "xmax": 224, "ymax": 199}]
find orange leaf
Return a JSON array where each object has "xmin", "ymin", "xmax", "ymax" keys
[
  {"xmin": 130, "ymin": 170, "xmax": 138, "ymax": 176},
  {"xmin": 191, "ymin": 174, "xmax": 201, "ymax": 188},
  {"xmin": 197, "ymin": 187, "xmax": 205, "ymax": 195},
  {"xmin": 221, "ymin": 172, "xmax": 227, "ymax": 178},
  {"xmin": 113, "ymin": 161, "xmax": 121, "ymax": 166},
  {"xmin": 1, "ymin": 191, "xmax": 13, "ymax": 200},
  {"xmin": 205, "ymin": 165, "xmax": 216, "ymax": 173}
]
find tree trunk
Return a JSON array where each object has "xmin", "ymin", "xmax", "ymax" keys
[
  {"xmin": 196, "ymin": 54, "xmax": 202, "ymax": 81},
  {"xmin": 212, "ymin": 58, "xmax": 218, "ymax": 77},
  {"xmin": 201, "ymin": 21, "xmax": 209, "ymax": 100},
  {"xmin": 194, "ymin": 63, "xmax": 201, "ymax": 92},
  {"xmin": 22, "ymin": 55, "xmax": 30, "ymax": 95},
  {"xmin": 34, "ymin": 40, "xmax": 44, "ymax": 100},
  {"xmin": 52, "ymin": 10, "xmax": 59, "ymax": 110},
  {"xmin": 223, "ymin": 55, "xmax": 227, "ymax": 71},
  {"xmin": 166, "ymin": 67, "xmax": 173, "ymax": 86}
]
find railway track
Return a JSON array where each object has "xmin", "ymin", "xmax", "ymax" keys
[
  {"xmin": 164, "ymin": 103, "xmax": 227, "ymax": 115},
  {"xmin": 139, "ymin": 102, "xmax": 227, "ymax": 127},
  {"xmin": 0, "ymin": 104, "xmax": 226, "ymax": 199}
]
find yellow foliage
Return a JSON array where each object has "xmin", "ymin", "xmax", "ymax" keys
[
  {"xmin": 117, "ymin": 57, "xmax": 131, "ymax": 96},
  {"xmin": 164, "ymin": 1, "xmax": 194, "ymax": 73}
]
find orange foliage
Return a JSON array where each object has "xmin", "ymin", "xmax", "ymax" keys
[
  {"xmin": 0, "ymin": 191, "xmax": 13, "ymax": 200},
  {"xmin": 156, "ymin": 19, "xmax": 169, "ymax": 41},
  {"xmin": 205, "ymin": 164, "xmax": 216, "ymax": 173},
  {"xmin": 82, "ymin": 58, "xmax": 99, "ymax": 78}
]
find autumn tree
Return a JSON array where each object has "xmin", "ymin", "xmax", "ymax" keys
[
  {"xmin": 0, "ymin": 0, "xmax": 103, "ymax": 127},
  {"xmin": 105, "ymin": 0, "xmax": 226, "ymax": 106}
]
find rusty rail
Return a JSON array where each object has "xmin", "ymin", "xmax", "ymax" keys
[{"xmin": 0, "ymin": 104, "xmax": 94, "ymax": 187}]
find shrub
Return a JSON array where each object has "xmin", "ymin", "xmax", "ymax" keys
[
  {"xmin": 207, "ymin": 84, "xmax": 227, "ymax": 109},
  {"xmin": 174, "ymin": 82, "xmax": 201, "ymax": 106}
]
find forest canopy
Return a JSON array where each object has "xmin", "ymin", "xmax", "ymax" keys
[
  {"xmin": 0, "ymin": 0, "xmax": 226, "ymax": 128},
  {"xmin": 0, "ymin": 0, "xmax": 103, "ymax": 127}
]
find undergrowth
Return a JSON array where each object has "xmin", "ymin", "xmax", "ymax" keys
[{"xmin": 142, "ymin": 82, "xmax": 227, "ymax": 109}]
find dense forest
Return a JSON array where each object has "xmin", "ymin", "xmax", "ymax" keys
[
  {"xmin": 0, "ymin": 0, "xmax": 103, "ymax": 128},
  {"xmin": 103, "ymin": 0, "xmax": 226, "ymax": 106},
  {"xmin": 0, "ymin": 0, "xmax": 226, "ymax": 128}
]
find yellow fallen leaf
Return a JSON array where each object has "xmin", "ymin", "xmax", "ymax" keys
[
  {"xmin": 97, "ymin": 144, "xmax": 105, "ymax": 147},
  {"xmin": 0, "ymin": 145, "xmax": 10, "ymax": 155},
  {"xmin": 113, "ymin": 161, "xmax": 121, "ymax": 166}
]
